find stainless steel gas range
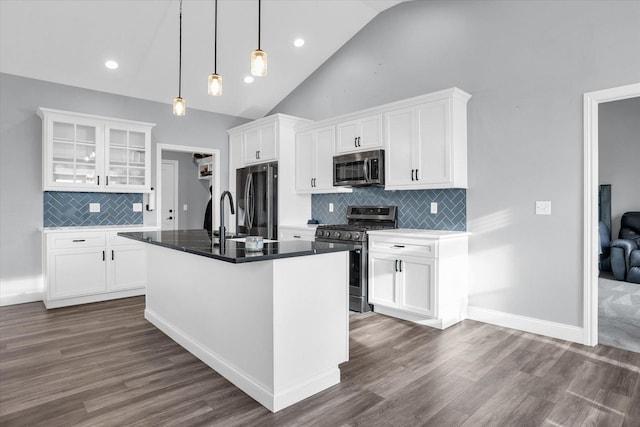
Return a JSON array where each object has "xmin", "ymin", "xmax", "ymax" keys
[{"xmin": 315, "ymin": 206, "xmax": 398, "ymax": 312}]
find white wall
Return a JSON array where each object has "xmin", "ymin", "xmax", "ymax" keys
[
  {"xmin": 599, "ymin": 97, "xmax": 640, "ymax": 239},
  {"xmin": 0, "ymin": 73, "xmax": 248, "ymax": 303},
  {"xmin": 270, "ymin": 0, "xmax": 640, "ymax": 327}
]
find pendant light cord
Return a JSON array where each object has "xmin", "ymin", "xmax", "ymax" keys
[
  {"xmin": 178, "ymin": 0, "xmax": 183, "ymax": 98},
  {"xmin": 214, "ymin": 0, "xmax": 218, "ymax": 73},
  {"xmin": 257, "ymin": 0, "xmax": 261, "ymax": 50}
]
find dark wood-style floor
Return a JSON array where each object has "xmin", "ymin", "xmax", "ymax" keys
[{"xmin": 1, "ymin": 297, "xmax": 639, "ymax": 426}]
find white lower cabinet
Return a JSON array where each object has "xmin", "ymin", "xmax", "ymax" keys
[
  {"xmin": 368, "ymin": 230, "xmax": 468, "ymax": 329},
  {"xmin": 48, "ymin": 247, "xmax": 108, "ymax": 299},
  {"xmin": 43, "ymin": 227, "xmax": 153, "ymax": 308},
  {"xmin": 278, "ymin": 225, "xmax": 317, "ymax": 241}
]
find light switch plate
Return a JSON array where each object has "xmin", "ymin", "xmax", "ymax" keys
[
  {"xmin": 430, "ymin": 202, "xmax": 438, "ymax": 214},
  {"xmin": 329, "ymin": 203, "xmax": 334, "ymax": 213},
  {"xmin": 183, "ymin": 204, "xmax": 188, "ymax": 211},
  {"xmin": 535, "ymin": 201, "xmax": 551, "ymax": 215},
  {"xmin": 89, "ymin": 203, "xmax": 100, "ymax": 213},
  {"xmin": 132, "ymin": 203, "xmax": 143, "ymax": 212}
]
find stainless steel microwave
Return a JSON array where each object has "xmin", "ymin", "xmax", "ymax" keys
[{"xmin": 333, "ymin": 149, "xmax": 384, "ymax": 187}]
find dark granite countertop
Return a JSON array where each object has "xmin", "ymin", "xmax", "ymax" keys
[{"xmin": 118, "ymin": 229, "xmax": 354, "ymax": 264}]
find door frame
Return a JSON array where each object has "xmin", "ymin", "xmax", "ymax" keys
[
  {"xmin": 582, "ymin": 82, "xmax": 640, "ymax": 346},
  {"xmin": 161, "ymin": 159, "xmax": 179, "ymax": 230},
  {"xmin": 156, "ymin": 143, "xmax": 221, "ymax": 231}
]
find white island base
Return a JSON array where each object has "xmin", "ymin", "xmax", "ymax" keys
[{"xmin": 144, "ymin": 244, "xmax": 349, "ymax": 412}]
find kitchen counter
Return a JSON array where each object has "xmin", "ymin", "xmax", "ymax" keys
[
  {"xmin": 123, "ymin": 228, "xmax": 350, "ymax": 413},
  {"xmin": 118, "ymin": 229, "xmax": 353, "ymax": 263},
  {"xmin": 42, "ymin": 224, "xmax": 158, "ymax": 233}
]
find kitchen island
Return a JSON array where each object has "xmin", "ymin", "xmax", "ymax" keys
[{"xmin": 119, "ymin": 229, "xmax": 352, "ymax": 412}]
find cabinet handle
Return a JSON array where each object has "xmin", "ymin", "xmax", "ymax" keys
[
  {"xmin": 399, "ymin": 260, "xmax": 403, "ymax": 272},
  {"xmin": 416, "ymin": 169, "xmax": 419, "ymax": 180},
  {"xmin": 411, "ymin": 169, "xmax": 415, "ymax": 181},
  {"xmin": 354, "ymin": 137, "xmax": 357, "ymax": 148},
  {"xmin": 102, "ymin": 250, "xmax": 105, "ymax": 261},
  {"xmin": 395, "ymin": 259, "xmax": 398, "ymax": 272},
  {"xmin": 393, "ymin": 244, "xmax": 405, "ymax": 248},
  {"xmin": 293, "ymin": 235, "xmax": 301, "ymax": 239},
  {"xmin": 72, "ymin": 239, "xmax": 86, "ymax": 242},
  {"xmin": 106, "ymin": 176, "xmax": 109, "ymax": 186},
  {"xmin": 97, "ymin": 176, "xmax": 100, "ymax": 185},
  {"xmin": 357, "ymin": 136, "xmax": 361, "ymax": 147},
  {"xmin": 313, "ymin": 178, "xmax": 317, "ymax": 187},
  {"xmin": 111, "ymin": 250, "xmax": 114, "ymax": 261}
]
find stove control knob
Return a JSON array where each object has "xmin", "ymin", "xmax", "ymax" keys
[
  {"xmin": 354, "ymin": 233, "xmax": 361, "ymax": 240},
  {"xmin": 324, "ymin": 231, "xmax": 331, "ymax": 238},
  {"xmin": 335, "ymin": 232, "xmax": 341, "ymax": 239},
  {"xmin": 345, "ymin": 233, "xmax": 352, "ymax": 240}
]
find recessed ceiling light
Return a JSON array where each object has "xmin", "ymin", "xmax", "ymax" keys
[
  {"xmin": 244, "ymin": 75, "xmax": 254, "ymax": 84},
  {"xmin": 293, "ymin": 38, "xmax": 305, "ymax": 47},
  {"xmin": 105, "ymin": 60, "xmax": 119, "ymax": 70}
]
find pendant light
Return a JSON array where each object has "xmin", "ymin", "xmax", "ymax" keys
[
  {"xmin": 173, "ymin": 0, "xmax": 186, "ymax": 116},
  {"xmin": 251, "ymin": 0, "xmax": 267, "ymax": 76},
  {"xmin": 208, "ymin": 0, "xmax": 222, "ymax": 96}
]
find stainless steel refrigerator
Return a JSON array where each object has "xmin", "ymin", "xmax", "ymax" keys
[{"xmin": 236, "ymin": 162, "xmax": 278, "ymax": 239}]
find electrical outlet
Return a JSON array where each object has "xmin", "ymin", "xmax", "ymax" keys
[
  {"xmin": 132, "ymin": 203, "xmax": 143, "ymax": 212},
  {"xmin": 329, "ymin": 203, "xmax": 334, "ymax": 213},
  {"xmin": 89, "ymin": 203, "xmax": 100, "ymax": 213},
  {"xmin": 430, "ymin": 202, "xmax": 438, "ymax": 214},
  {"xmin": 183, "ymin": 204, "xmax": 188, "ymax": 211},
  {"xmin": 535, "ymin": 201, "xmax": 551, "ymax": 215}
]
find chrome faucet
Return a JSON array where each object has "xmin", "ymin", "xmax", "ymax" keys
[{"xmin": 219, "ymin": 191, "xmax": 235, "ymax": 249}]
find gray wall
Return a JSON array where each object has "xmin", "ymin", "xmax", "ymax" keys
[
  {"xmin": 599, "ymin": 97, "xmax": 640, "ymax": 239},
  {"xmin": 270, "ymin": 0, "xmax": 640, "ymax": 327},
  {"xmin": 162, "ymin": 151, "xmax": 212, "ymax": 230},
  {"xmin": 0, "ymin": 72, "xmax": 248, "ymax": 287}
]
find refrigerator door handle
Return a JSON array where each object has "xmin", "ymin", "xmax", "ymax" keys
[
  {"xmin": 244, "ymin": 173, "xmax": 253, "ymax": 231},
  {"xmin": 266, "ymin": 166, "xmax": 273, "ymax": 239}
]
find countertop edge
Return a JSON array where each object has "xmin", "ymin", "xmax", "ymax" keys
[{"xmin": 42, "ymin": 225, "xmax": 160, "ymax": 233}]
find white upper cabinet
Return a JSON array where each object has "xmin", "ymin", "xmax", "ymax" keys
[
  {"xmin": 104, "ymin": 123, "xmax": 151, "ymax": 190},
  {"xmin": 242, "ymin": 121, "xmax": 277, "ymax": 165},
  {"xmin": 295, "ymin": 125, "xmax": 351, "ymax": 194},
  {"xmin": 384, "ymin": 88, "xmax": 470, "ymax": 190},
  {"xmin": 39, "ymin": 108, "xmax": 154, "ymax": 192},
  {"xmin": 335, "ymin": 114, "xmax": 383, "ymax": 154}
]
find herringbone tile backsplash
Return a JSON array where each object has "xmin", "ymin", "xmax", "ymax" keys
[
  {"xmin": 312, "ymin": 187, "xmax": 466, "ymax": 231},
  {"xmin": 44, "ymin": 192, "xmax": 143, "ymax": 227}
]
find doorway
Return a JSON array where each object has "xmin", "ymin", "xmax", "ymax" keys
[
  {"xmin": 156, "ymin": 144, "xmax": 221, "ymax": 233},
  {"xmin": 161, "ymin": 160, "xmax": 179, "ymax": 230},
  {"xmin": 583, "ymin": 83, "xmax": 640, "ymax": 347}
]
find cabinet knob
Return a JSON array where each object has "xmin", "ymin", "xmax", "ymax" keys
[
  {"xmin": 169, "ymin": 209, "xmax": 173, "ymax": 213},
  {"xmin": 168, "ymin": 216, "xmax": 173, "ymax": 220}
]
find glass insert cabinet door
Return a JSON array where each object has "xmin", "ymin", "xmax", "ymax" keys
[
  {"xmin": 106, "ymin": 126, "xmax": 148, "ymax": 188},
  {"xmin": 50, "ymin": 120, "xmax": 101, "ymax": 186}
]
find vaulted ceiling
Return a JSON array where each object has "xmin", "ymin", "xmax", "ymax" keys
[{"xmin": 0, "ymin": 0, "xmax": 406, "ymax": 119}]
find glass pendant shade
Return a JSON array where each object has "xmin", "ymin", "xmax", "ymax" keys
[
  {"xmin": 251, "ymin": 49, "xmax": 267, "ymax": 76},
  {"xmin": 208, "ymin": 73, "xmax": 222, "ymax": 96},
  {"xmin": 173, "ymin": 97, "xmax": 186, "ymax": 116}
]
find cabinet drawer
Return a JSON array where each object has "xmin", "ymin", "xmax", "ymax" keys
[
  {"xmin": 48, "ymin": 232, "xmax": 105, "ymax": 249},
  {"xmin": 369, "ymin": 238, "xmax": 437, "ymax": 258},
  {"xmin": 279, "ymin": 226, "xmax": 316, "ymax": 242},
  {"xmin": 107, "ymin": 231, "xmax": 145, "ymax": 246}
]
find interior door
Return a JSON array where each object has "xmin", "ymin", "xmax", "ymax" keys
[{"xmin": 161, "ymin": 160, "xmax": 178, "ymax": 230}]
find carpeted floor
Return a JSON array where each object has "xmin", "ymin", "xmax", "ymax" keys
[{"xmin": 599, "ymin": 275, "xmax": 640, "ymax": 353}]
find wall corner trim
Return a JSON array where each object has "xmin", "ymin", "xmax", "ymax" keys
[{"xmin": 467, "ymin": 305, "xmax": 584, "ymax": 345}]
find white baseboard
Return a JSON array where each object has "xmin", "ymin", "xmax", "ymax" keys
[
  {"xmin": 467, "ymin": 305, "xmax": 584, "ymax": 344},
  {"xmin": 0, "ymin": 276, "xmax": 44, "ymax": 307}
]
